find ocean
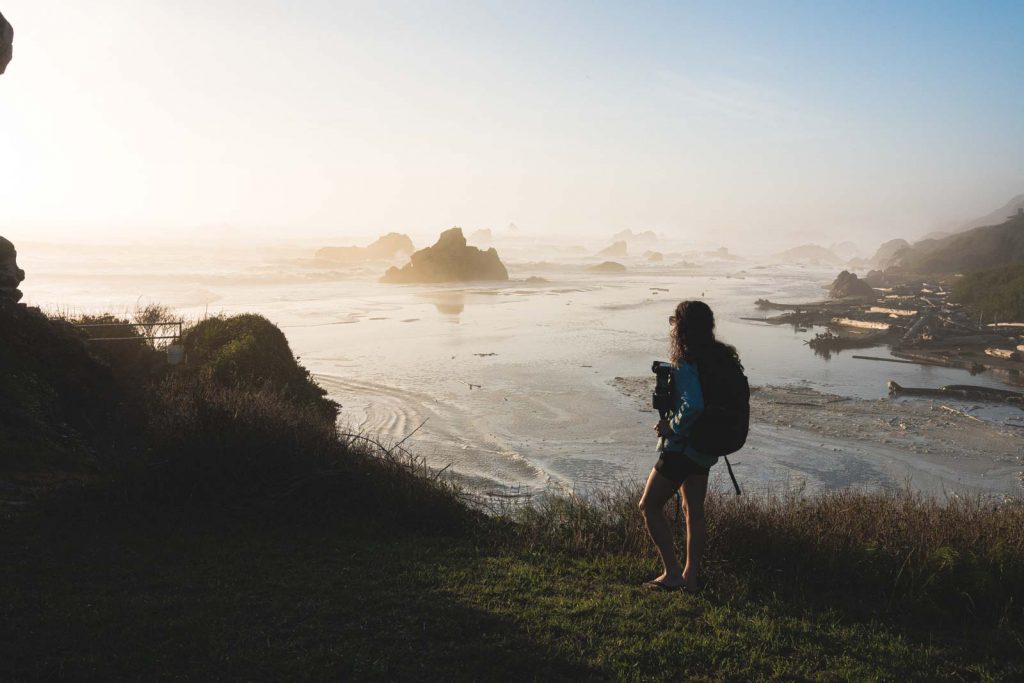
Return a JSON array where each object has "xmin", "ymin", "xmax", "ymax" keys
[{"xmin": 17, "ymin": 240, "xmax": 1021, "ymax": 497}]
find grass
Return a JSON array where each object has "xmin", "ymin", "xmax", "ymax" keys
[
  {"xmin": 2, "ymin": 489, "xmax": 1021, "ymax": 681},
  {"xmin": 3, "ymin": 309, "xmax": 1023, "ymax": 680}
]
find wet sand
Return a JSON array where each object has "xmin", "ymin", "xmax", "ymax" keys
[{"xmin": 611, "ymin": 377, "xmax": 1024, "ymax": 496}]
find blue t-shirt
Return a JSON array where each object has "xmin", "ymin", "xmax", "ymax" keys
[{"xmin": 657, "ymin": 360, "xmax": 719, "ymax": 469}]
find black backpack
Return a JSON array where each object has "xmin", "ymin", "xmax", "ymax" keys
[{"xmin": 690, "ymin": 346, "xmax": 750, "ymax": 493}]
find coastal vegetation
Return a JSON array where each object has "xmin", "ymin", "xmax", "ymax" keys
[
  {"xmin": 888, "ymin": 212, "xmax": 1024, "ymax": 274},
  {"xmin": 952, "ymin": 263, "xmax": 1024, "ymax": 323},
  {"xmin": 2, "ymin": 306, "xmax": 1023, "ymax": 680}
]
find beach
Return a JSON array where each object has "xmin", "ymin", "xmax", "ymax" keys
[{"xmin": 18, "ymin": 242, "xmax": 1024, "ymax": 497}]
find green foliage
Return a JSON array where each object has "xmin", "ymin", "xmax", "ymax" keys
[
  {"xmin": 180, "ymin": 314, "xmax": 337, "ymax": 421},
  {"xmin": 898, "ymin": 214, "xmax": 1024, "ymax": 274},
  {"xmin": 0, "ymin": 305, "xmax": 121, "ymax": 472},
  {"xmin": 951, "ymin": 263, "xmax": 1024, "ymax": 321}
]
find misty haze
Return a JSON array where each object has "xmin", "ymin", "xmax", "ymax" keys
[{"xmin": 2, "ymin": 2, "xmax": 1023, "ymax": 680}]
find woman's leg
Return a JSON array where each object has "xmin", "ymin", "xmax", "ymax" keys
[
  {"xmin": 680, "ymin": 473, "xmax": 709, "ymax": 590},
  {"xmin": 638, "ymin": 468, "xmax": 684, "ymax": 585}
]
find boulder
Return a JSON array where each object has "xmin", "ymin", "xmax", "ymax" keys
[
  {"xmin": 829, "ymin": 270, "xmax": 875, "ymax": 299},
  {"xmin": 643, "ymin": 250, "xmax": 664, "ymax": 262},
  {"xmin": 0, "ymin": 236, "xmax": 25, "ymax": 302},
  {"xmin": 316, "ymin": 232, "xmax": 414, "ymax": 262},
  {"xmin": 598, "ymin": 241, "xmax": 628, "ymax": 258},
  {"xmin": 586, "ymin": 261, "xmax": 627, "ymax": 273},
  {"xmin": 381, "ymin": 227, "xmax": 509, "ymax": 283}
]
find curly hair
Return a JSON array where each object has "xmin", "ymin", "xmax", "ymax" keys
[{"xmin": 669, "ymin": 300, "xmax": 742, "ymax": 368}]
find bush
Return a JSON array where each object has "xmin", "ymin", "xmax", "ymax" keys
[
  {"xmin": 951, "ymin": 263, "xmax": 1024, "ymax": 322},
  {"xmin": 180, "ymin": 314, "xmax": 337, "ymax": 421}
]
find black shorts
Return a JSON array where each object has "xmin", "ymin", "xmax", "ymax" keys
[{"xmin": 654, "ymin": 450, "xmax": 710, "ymax": 486}]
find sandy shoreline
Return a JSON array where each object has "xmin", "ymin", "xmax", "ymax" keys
[{"xmin": 611, "ymin": 377, "xmax": 1024, "ymax": 496}]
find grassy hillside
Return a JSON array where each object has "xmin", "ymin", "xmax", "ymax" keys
[
  {"xmin": 2, "ymin": 308, "xmax": 1022, "ymax": 680},
  {"xmin": 895, "ymin": 213, "xmax": 1024, "ymax": 274},
  {"xmin": 952, "ymin": 263, "xmax": 1024, "ymax": 322}
]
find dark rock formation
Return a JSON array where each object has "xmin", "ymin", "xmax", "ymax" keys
[
  {"xmin": 316, "ymin": 232, "xmax": 414, "ymax": 262},
  {"xmin": 598, "ymin": 241, "xmax": 628, "ymax": 258},
  {"xmin": 381, "ymin": 227, "xmax": 509, "ymax": 283},
  {"xmin": 586, "ymin": 261, "xmax": 626, "ymax": 273},
  {"xmin": 829, "ymin": 270, "xmax": 875, "ymax": 299},
  {"xmin": 0, "ymin": 11, "xmax": 12, "ymax": 75},
  {"xmin": 0, "ymin": 236, "xmax": 25, "ymax": 302},
  {"xmin": 864, "ymin": 269, "xmax": 887, "ymax": 288}
]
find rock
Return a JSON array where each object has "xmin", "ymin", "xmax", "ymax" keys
[
  {"xmin": 586, "ymin": 261, "xmax": 626, "ymax": 273},
  {"xmin": 0, "ymin": 11, "xmax": 12, "ymax": 75},
  {"xmin": 316, "ymin": 232, "xmax": 414, "ymax": 262},
  {"xmin": 597, "ymin": 241, "xmax": 628, "ymax": 258},
  {"xmin": 871, "ymin": 238, "xmax": 910, "ymax": 266},
  {"xmin": 828, "ymin": 270, "xmax": 874, "ymax": 299},
  {"xmin": 0, "ymin": 236, "xmax": 25, "ymax": 302},
  {"xmin": 644, "ymin": 250, "xmax": 664, "ymax": 262},
  {"xmin": 524, "ymin": 276, "xmax": 549, "ymax": 284},
  {"xmin": 381, "ymin": 227, "xmax": 509, "ymax": 283},
  {"xmin": 864, "ymin": 269, "xmax": 887, "ymax": 288}
]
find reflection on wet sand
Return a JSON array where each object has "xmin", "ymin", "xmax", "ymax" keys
[{"xmin": 422, "ymin": 290, "xmax": 465, "ymax": 316}]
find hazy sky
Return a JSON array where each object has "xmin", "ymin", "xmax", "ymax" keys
[{"xmin": 1, "ymin": 1, "xmax": 1022, "ymax": 250}]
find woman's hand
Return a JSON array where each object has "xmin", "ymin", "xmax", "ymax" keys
[{"xmin": 654, "ymin": 419, "xmax": 672, "ymax": 437}]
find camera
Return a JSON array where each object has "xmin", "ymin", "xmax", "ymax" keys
[{"xmin": 651, "ymin": 360, "xmax": 674, "ymax": 417}]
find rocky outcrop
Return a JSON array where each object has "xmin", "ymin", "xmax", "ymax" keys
[
  {"xmin": 381, "ymin": 227, "xmax": 509, "ymax": 283},
  {"xmin": 316, "ymin": 232, "xmax": 414, "ymax": 262},
  {"xmin": 871, "ymin": 238, "xmax": 910, "ymax": 266},
  {"xmin": 0, "ymin": 11, "xmax": 12, "ymax": 75},
  {"xmin": 598, "ymin": 241, "xmax": 628, "ymax": 258},
  {"xmin": 586, "ymin": 261, "xmax": 626, "ymax": 273},
  {"xmin": 0, "ymin": 236, "xmax": 25, "ymax": 302},
  {"xmin": 828, "ymin": 270, "xmax": 874, "ymax": 299},
  {"xmin": 864, "ymin": 269, "xmax": 887, "ymax": 288},
  {"xmin": 644, "ymin": 251, "xmax": 664, "ymax": 262}
]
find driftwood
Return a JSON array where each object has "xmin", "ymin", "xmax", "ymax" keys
[
  {"xmin": 901, "ymin": 313, "xmax": 932, "ymax": 343},
  {"xmin": 888, "ymin": 380, "xmax": 1024, "ymax": 405},
  {"xmin": 869, "ymin": 307, "xmax": 918, "ymax": 317},
  {"xmin": 852, "ymin": 355, "xmax": 946, "ymax": 367},
  {"xmin": 985, "ymin": 348, "xmax": 1021, "ymax": 361},
  {"xmin": 832, "ymin": 318, "xmax": 891, "ymax": 331}
]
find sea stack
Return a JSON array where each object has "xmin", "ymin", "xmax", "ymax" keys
[
  {"xmin": 0, "ymin": 236, "xmax": 25, "ymax": 303},
  {"xmin": 828, "ymin": 270, "xmax": 874, "ymax": 299},
  {"xmin": 381, "ymin": 227, "xmax": 509, "ymax": 283}
]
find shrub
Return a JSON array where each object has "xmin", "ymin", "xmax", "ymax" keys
[{"xmin": 180, "ymin": 314, "xmax": 337, "ymax": 421}]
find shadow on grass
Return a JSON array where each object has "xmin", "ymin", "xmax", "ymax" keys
[{"xmin": 0, "ymin": 506, "xmax": 599, "ymax": 681}]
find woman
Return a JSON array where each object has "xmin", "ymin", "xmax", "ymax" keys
[{"xmin": 638, "ymin": 300, "xmax": 740, "ymax": 592}]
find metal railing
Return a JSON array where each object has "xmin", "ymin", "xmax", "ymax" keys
[{"xmin": 72, "ymin": 321, "xmax": 183, "ymax": 342}]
